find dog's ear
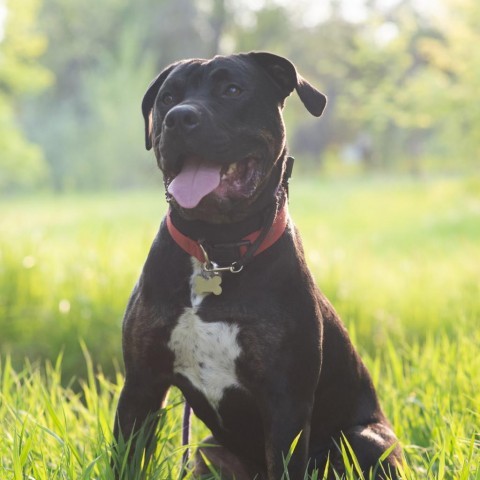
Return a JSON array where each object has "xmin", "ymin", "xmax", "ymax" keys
[
  {"xmin": 141, "ymin": 64, "xmax": 178, "ymax": 150},
  {"xmin": 248, "ymin": 52, "xmax": 327, "ymax": 117}
]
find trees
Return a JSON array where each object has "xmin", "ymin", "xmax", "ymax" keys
[
  {"xmin": 421, "ymin": 0, "xmax": 480, "ymax": 168},
  {"xmin": 0, "ymin": 0, "xmax": 52, "ymax": 192},
  {"xmin": 2, "ymin": 0, "xmax": 478, "ymax": 193}
]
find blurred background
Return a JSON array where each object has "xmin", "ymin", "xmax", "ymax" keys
[
  {"xmin": 2, "ymin": 2, "xmax": 480, "ymax": 474},
  {"xmin": 1, "ymin": 0, "xmax": 479, "ymax": 381},
  {"xmin": 2, "ymin": 0, "xmax": 479, "ymax": 194}
]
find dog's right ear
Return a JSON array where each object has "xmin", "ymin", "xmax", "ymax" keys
[
  {"xmin": 247, "ymin": 52, "xmax": 327, "ymax": 117},
  {"xmin": 141, "ymin": 64, "xmax": 177, "ymax": 150}
]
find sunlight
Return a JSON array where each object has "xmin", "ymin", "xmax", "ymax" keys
[{"xmin": 0, "ymin": 2, "xmax": 7, "ymax": 42}]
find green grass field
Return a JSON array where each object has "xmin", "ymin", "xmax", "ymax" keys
[{"xmin": 1, "ymin": 175, "xmax": 479, "ymax": 479}]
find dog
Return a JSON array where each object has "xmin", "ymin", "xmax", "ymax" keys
[{"xmin": 113, "ymin": 51, "xmax": 401, "ymax": 479}]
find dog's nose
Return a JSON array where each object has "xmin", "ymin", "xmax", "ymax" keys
[{"xmin": 164, "ymin": 105, "xmax": 200, "ymax": 132}]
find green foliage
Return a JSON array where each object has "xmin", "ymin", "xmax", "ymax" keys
[
  {"xmin": 0, "ymin": 0, "xmax": 51, "ymax": 93},
  {"xmin": 0, "ymin": 176, "xmax": 479, "ymax": 477},
  {"xmin": 0, "ymin": 101, "xmax": 48, "ymax": 191},
  {"xmin": 0, "ymin": 353, "xmax": 190, "ymax": 479},
  {"xmin": 22, "ymin": 0, "xmax": 157, "ymax": 191},
  {"xmin": 0, "ymin": 0, "xmax": 52, "ymax": 192},
  {"xmin": 421, "ymin": 0, "xmax": 480, "ymax": 166},
  {"xmin": 2, "ymin": 0, "xmax": 480, "ymax": 192},
  {"xmin": 0, "ymin": 191, "xmax": 165, "ymax": 379}
]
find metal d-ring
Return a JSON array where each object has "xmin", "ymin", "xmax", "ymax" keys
[
  {"xmin": 229, "ymin": 263, "xmax": 243, "ymax": 273},
  {"xmin": 198, "ymin": 243, "xmax": 213, "ymax": 269}
]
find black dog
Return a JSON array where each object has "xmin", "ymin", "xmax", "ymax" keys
[{"xmin": 113, "ymin": 52, "xmax": 401, "ymax": 479}]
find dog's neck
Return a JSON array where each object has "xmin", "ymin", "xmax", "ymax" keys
[{"xmin": 166, "ymin": 155, "xmax": 294, "ymax": 267}]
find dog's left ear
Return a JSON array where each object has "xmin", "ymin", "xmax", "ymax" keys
[
  {"xmin": 141, "ymin": 63, "xmax": 180, "ymax": 150},
  {"xmin": 248, "ymin": 52, "xmax": 327, "ymax": 117}
]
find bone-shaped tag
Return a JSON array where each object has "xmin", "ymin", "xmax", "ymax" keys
[{"xmin": 193, "ymin": 274, "xmax": 222, "ymax": 296}]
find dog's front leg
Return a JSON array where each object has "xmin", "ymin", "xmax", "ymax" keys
[
  {"xmin": 112, "ymin": 283, "xmax": 175, "ymax": 476},
  {"xmin": 262, "ymin": 397, "xmax": 312, "ymax": 480},
  {"xmin": 113, "ymin": 375, "xmax": 170, "ymax": 476}
]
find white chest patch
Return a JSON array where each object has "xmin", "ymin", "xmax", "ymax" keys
[
  {"xmin": 168, "ymin": 259, "xmax": 243, "ymax": 410},
  {"xmin": 169, "ymin": 310, "xmax": 242, "ymax": 410}
]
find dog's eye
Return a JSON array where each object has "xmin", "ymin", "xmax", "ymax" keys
[
  {"xmin": 224, "ymin": 84, "xmax": 242, "ymax": 97},
  {"xmin": 161, "ymin": 93, "xmax": 174, "ymax": 105}
]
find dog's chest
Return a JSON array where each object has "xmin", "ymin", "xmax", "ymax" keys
[{"xmin": 168, "ymin": 259, "xmax": 243, "ymax": 410}]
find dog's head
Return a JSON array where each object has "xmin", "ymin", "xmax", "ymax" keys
[{"xmin": 142, "ymin": 52, "xmax": 326, "ymax": 222}]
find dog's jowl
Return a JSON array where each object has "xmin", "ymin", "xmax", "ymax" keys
[{"xmin": 113, "ymin": 52, "xmax": 402, "ymax": 479}]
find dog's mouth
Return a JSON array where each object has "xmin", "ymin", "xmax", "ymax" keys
[{"xmin": 166, "ymin": 155, "xmax": 262, "ymax": 209}]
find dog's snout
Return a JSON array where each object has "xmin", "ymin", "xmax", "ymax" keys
[{"xmin": 164, "ymin": 105, "xmax": 200, "ymax": 132}]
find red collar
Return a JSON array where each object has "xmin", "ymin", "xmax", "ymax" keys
[{"xmin": 166, "ymin": 204, "xmax": 289, "ymax": 265}]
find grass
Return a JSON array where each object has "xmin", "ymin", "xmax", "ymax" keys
[{"xmin": 1, "ymin": 174, "xmax": 479, "ymax": 478}]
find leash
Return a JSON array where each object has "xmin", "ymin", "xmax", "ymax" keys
[
  {"xmin": 178, "ymin": 156, "xmax": 294, "ymax": 473},
  {"xmin": 181, "ymin": 399, "xmax": 191, "ymax": 475}
]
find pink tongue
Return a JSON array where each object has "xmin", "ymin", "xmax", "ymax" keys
[{"xmin": 167, "ymin": 157, "xmax": 222, "ymax": 209}]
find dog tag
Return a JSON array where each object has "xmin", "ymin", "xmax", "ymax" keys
[{"xmin": 193, "ymin": 273, "xmax": 222, "ymax": 296}]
